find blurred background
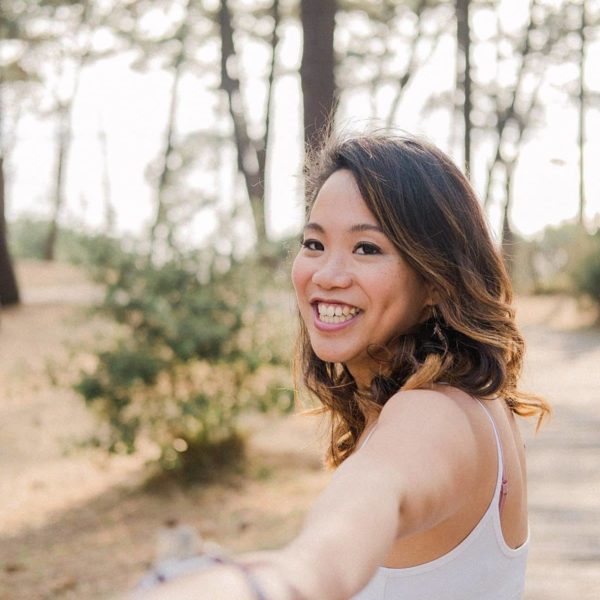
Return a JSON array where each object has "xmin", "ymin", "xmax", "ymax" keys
[{"xmin": 0, "ymin": 1, "xmax": 599, "ymax": 598}]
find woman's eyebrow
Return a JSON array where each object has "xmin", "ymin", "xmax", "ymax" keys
[
  {"xmin": 303, "ymin": 222, "xmax": 384, "ymax": 234},
  {"xmin": 349, "ymin": 223, "xmax": 385, "ymax": 234},
  {"xmin": 303, "ymin": 222, "xmax": 324, "ymax": 233}
]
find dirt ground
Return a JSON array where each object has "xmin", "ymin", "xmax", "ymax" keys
[{"xmin": 0, "ymin": 260, "xmax": 599, "ymax": 599}]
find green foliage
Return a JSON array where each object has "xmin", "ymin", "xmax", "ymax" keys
[
  {"xmin": 73, "ymin": 243, "xmax": 294, "ymax": 479},
  {"xmin": 519, "ymin": 222, "xmax": 590, "ymax": 295},
  {"xmin": 8, "ymin": 215, "xmax": 113, "ymax": 263},
  {"xmin": 522, "ymin": 222, "xmax": 600, "ymax": 306},
  {"xmin": 572, "ymin": 230, "xmax": 600, "ymax": 307}
]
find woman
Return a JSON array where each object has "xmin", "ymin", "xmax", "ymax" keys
[{"xmin": 134, "ymin": 133, "xmax": 549, "ymax": 600}]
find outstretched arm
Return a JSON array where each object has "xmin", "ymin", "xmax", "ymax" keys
[{"xmin": 134, "ymin": 390, "xmax": 480, "ymax": 600}]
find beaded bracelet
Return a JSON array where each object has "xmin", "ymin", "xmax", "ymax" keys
[
  {"xmin": 210, "ymin": 555, "xmax": 269, "ymax": 600},
  {"xmin": 133, "ymin": 552, "xmax": 304, "ymax": 600}
]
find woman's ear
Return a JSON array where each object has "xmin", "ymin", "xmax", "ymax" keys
[{"xmin": 425, "ymin": 284, "xmax": 442, "ymax": 308}]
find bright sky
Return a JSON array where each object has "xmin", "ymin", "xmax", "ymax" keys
[{"xmin": 5, "ymin": 0, "xmax": 600, "ymax": 248}]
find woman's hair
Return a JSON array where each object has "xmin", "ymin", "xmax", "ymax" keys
[{"xmin": 295, "ymin": 131, "xmax": 550, "ymax": 467}]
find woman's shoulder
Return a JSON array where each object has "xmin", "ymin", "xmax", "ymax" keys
[
  {"xmin": 371, "ymin": 386, "xmax": 496, "ymax": 475},
  {"xmin": 378, "ymin": 385, "xmax": 479, "ymax": 429},
  {"xmin": 358, "ymin": 387, "xmax": 496, "ymax": 531}
]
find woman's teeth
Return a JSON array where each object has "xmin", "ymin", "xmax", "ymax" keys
[{"xmin": 317, "ymin": 303, "xmax": 359, "ymax": 324}]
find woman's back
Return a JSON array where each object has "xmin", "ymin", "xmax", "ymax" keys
[{"xmin": 352, "ymin": 387, "xmax": 529, "ymax": 599}]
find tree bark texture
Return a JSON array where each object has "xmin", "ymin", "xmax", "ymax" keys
[
  {"xmin": 456, "ymin": 0, "xmax": 471, "ymax": 175},
  {"xmin": 578, "ymin": 0, "xmax": 587, "ymax": 227},
  {"xmin": 300, "ymin": 0, "xmax": 336, "ymax": 153},
  {"xmin": 0, "ymin": 156, "xmax": 21, "ymax": 306},
  {"xmin": 44, "ymin": 106, "xmax": 69, "ymax": 261},
  {"xmin": 43, "ymin": 3, "xmax": 93, "ymax": 261},
  {"xmin": 150, "ymin": 19, "xmax": 187, "ymax": 252},
  {"xmin": 219, "ymin": 0, "xmax": 277, "ymax": 247}
]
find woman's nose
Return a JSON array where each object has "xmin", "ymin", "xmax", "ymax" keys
[{"xmin": 311, "ymin": 257, "xmax": 352, "ymax": 289}]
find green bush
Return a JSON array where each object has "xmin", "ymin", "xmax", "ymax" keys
[
  {"xmin": 572, "ymin": 230, "xmax": 600, "ymax": 307},
  {"xmin": 523, "ymin": 223, "xmax": 596, "ymax": 295},
  {"xmin": 73, "ymin": 245, "xmax": 294, "ymax": 479},
  {"xmin": 7, "ymin": 215, "xmax": 107, "ymax": 262}
]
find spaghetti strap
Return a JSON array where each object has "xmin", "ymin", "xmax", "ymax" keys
[
  {"xmin": 358, "ymin": 426, "xmax": 377, "ymax": 451},
  {"xmin": 475, "ymin": 399, "xmax": 508, "ymax": 508}
]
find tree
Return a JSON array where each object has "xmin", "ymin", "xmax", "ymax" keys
[
  {"xmin": 300, "ymin": 0, "xmax": 336, "ymax": 151},
  {"xmin": 577, "ymin": 0, "xmax": 588, "ymax": 227},
  {"xmin": 0, "ymin": 10, "xmax": 28, "ymax": 306},
  {"xmin": 335, "ymin": 0, "xmax": 450, "ymax": 128},
  {"xmin": 43, "ymin": 1, "xmax": 111, "ymax": 260},
  {"xmin": 0, "ymin": 156, "xmax": 21, "ymax": 307},
  {"xmin": 475, "ymin": 0, "xmax": 563, "ymax": 263},
  {"xmin": 219, "ymin": 0, "xmax": 281, "ymax": 250},
  {"xmin": 456, "ymin": 0, "xmax": 472, "ymax": 174},
  {"xmin": 1, "ymin": 0, "xmax": 125, "ymax": 261}
]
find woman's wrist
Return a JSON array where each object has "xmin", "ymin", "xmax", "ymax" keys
[
  {"xmin": 131, "ymin": 551, "xmax": 307, "ymax": 600},
  {"xmin": 238, "ymin": 557, "xmax": 307, "ymax": 600}
]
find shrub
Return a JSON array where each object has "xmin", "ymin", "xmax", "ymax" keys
[
  {"xmin": 572, "ymin": 230, "xmax": 600, "ymax": 308},
  {"xmin": 73, "ymin": 245, "xmax": 294, "ymax": 479},
  {"xmin": 525, "ymin": 223, "xmax": 596, "ymax": 295},
  {"xmin": 8, "ymin": 215, "xmax": 106, "ymax": 262}
]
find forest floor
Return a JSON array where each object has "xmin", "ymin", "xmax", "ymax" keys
[{"xmin": 0, "ymin": 260, "xmax": 599, "ymax": 600}]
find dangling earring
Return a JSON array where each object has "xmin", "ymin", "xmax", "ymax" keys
[{"xmin": 432, "ymin": 305, "xmax": 449, "ymax": 353}]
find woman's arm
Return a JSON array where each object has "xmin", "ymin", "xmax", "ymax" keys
[{"xmin": 134, "ymin": 389, "xmax": 481, "ymax": 600}]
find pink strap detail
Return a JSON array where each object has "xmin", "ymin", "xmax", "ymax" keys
[{"xmin": 499, "ymin": 476, "xmax": 509, "ymax": 512}]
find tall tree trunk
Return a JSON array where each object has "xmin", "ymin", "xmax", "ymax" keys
[
  {"xmin": 483, "ymin": 0, "xmax": 537, "ymax": 209},
  {"xmin": 43, "ymin": 2, "xmax": 93, "ymax": 261},
  {"xmin": 385, "ymin": 0, "xmax": 436, "ymax": 127},
  {"xmin": 219, "ymin": 0, "xmax": 279, "ymax": 248},
  {"xmin": 501, "ymin": 161, "xmax": 516, "ymax": 278},
  {"xmin": 150, "ymin": 27, "xmax": 186, "ymax": 252},
  {"xmin": 98, "ymin": 120, "xmax": 115, "ymax": 233},
  {"xmin": 44, "ymin": 105, "xmax": 69, "ymax": 260},
  {"xmin": 300, "ymin": 0, "xmax": 336, "ymax": 152},
  {"xmin": 456, "ymin": 0, "xmax": 472, "ymax": 175},
  {"xmin": 0, "ymin": 156, "xmax": 20, "ymax": 306},
  {"xmin": 578, "ymin": 0, "xmax": 587, "ymax": 227}
]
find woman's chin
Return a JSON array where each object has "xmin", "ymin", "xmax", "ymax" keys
[
  {"xmin": 310, "ymin": 343, "xmax": 360, "ymax": 367},
  {"xmin": 311, "ymin": 346, "xmax": 349, "ymax": 364},
  {"xmin": 313, "ymin": 351, "xmax": 342, "ymax": 364}
]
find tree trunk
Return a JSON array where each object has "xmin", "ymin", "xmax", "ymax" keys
[
  {"xmin": 501, "ymin": 161, "xmax": 516, "ymax": 278},
  {"xmin": 219, "ymin": 0, "xmax": 273, "ymax": 247},
  {"xmin": 98, "ymin": 121, "xmax": 115, "ymax": 233},
  {"xmin": 483, "ymin": 0, "xmax": 538, "ymax": 209},
  {"xmin": 578, "ymin": 0, "xmax": 587, "ymax": 227},
  {"xmin": 44, "ymin": 106, "xmax": 69, "ymax": 261},
  {"xmin": 43, "ymin": 4, "xmax": 94, "ymax": 261},
  {"xmin": 0, "ymin": 156, "xmax": 20, "ymax": 306},
  {"xmin": 300, "ymin": 0, "xmax": 336, "ymax": 153},
  {"xmin": 150, "ymin": 29, "xmax": 185, "ymax": 252},
  {"xmin": 456, "ymin": 0, "xmax": 471, "ymax": 175}
]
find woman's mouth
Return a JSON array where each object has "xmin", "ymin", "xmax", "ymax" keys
[{"xmin": 314, "ymin": 302, "xmax": 361, "ymax": 325}]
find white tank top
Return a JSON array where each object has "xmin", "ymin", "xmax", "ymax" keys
[{"xmin": 351, "ymin": 401, "xmax": 529, "ymax": 600}]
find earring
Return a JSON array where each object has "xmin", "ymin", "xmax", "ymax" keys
[{"xmin": 431, "ymin": 305, "xmax": 449, "ymax": 352}]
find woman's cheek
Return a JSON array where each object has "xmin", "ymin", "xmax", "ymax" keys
[{"xmin": 291, "ymin": 254, "xmax": 309, "ymax": 297}]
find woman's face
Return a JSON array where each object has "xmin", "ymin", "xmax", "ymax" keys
[{"xmin": 291, "ymin": 169, "xmax": 432, "ymax": 388}]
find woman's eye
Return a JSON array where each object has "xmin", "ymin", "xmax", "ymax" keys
[
  {"xmin": 355, "ymin": 242, "xmax": 381, "ymax": 255},
  {"xmin": 301, "ymin": 239, "xmax": 324, "ymax": 251}
]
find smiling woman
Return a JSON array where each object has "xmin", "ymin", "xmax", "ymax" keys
[
  {"xmin": 292, "ymin": 169, "xmax": 431, "ymax": 385},
  {"xmin": 131, "ymin": 132, "xmax": 551, "ymax": 600}
]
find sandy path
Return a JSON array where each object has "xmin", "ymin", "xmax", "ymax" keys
[
  {"xmin": 0, "ymin": 263, "xmax": 598, "ymax": 598},
  {"xmin": 515, "ymin": 297, "xmax": 600, "ymax": 599}
]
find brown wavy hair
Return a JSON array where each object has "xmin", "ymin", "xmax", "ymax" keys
[{"xmin": 295, "ymin": 132, "xmax": 550, "ymax": 467}]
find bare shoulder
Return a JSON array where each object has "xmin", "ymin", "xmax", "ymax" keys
[
  {"xmin": 357, "ymin": 387, "xmax": 489, "ymax": 532},
  {"xmin": 369, "ymin": 388, "xmax": 486, "ymax": 488},
  {"xmin": 377, "ymin": 387, "xmax": 478, "ymax": 440}
]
